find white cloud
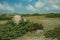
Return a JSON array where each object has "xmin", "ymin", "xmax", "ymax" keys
[
  {"xmin": 45, "ymin": 0, "xmax": 60, "ymax": 4},
  {"xmin": 44, "ymin": 7, "xmax": 50, "ymax": 10},
  {"xmin": 43, "ymin": 0, "xmax": 60, "ymax": 10},
  {"xmin": 35, "ymin": 1, "xmax": 44, "ymax": 8},
  {"xmin": 26, "ymin": 4, "xmax": 36, "ymax": 11},
  {"xmin": 15, "ymin": 3, "xmax": 22, "ymax": 8},
  {"xmin": 28, "ymin": 0, "xmax": 32, "ymax": 2},
  {"xmin": 51, "ymin": 5, "xmax": 60, "ymax": 9},
  {"xmin": 20, "ymin": 0, "xmax": 32, "ymax": 2},
  {"xmin": 44, "ymin": 5, "xmax": 60, "ymax": 11},
  {"xmin": 0, "ymin": 3, "xmax": 14, "ymax": 12},
  {"xmin": 44, "ymin": 5, "xmax": 60, "ymax": 10}
]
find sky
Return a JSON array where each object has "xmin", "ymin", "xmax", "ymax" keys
[{"xmin": 0, "ymin": 0, "xmax": 60, "ymax": 14}]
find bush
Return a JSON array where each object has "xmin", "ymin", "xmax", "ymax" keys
[
  {"xmin": 44, "ymin": 27, "xmax": 60, "ymax": 40},
  {"xmin": 0, "ymin": 20, "xmax": 43, "ymax": 40}
]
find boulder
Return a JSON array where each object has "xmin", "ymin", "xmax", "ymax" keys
[{"xmin": 12, "ymin": 15, "xmax": 22, "ymax": 25}]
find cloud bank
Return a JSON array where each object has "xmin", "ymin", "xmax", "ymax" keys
[{"xmin": 0, "ymin": 0, "xmax": 60, "ymax": 13}]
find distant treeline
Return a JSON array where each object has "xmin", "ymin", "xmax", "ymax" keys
[
  {"xmin": 21, "ymin": 13, "xmax": 60, "ymax": 17},
  {"xmin": 45, "ymin": 13, "xmax": 60, "ymax": 18},
  {"xmin": 21, "ymin": 13, "xmax": 43, "ymax": 16},
  {"xmin": 0, "ymin": 14, "xmax": 13, "ymax": 20},
  {"xmin": 0, "ymin": 13, "xmax": 60, "ymax": 20}
]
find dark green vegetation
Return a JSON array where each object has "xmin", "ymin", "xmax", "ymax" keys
[
  {"xmin": 0, "ymin": 14, "xmax": 13, "ymax": 20},
  {"xmin": 0, "ymin": 13, "xmax": 60, "ymax": 40},
  {"xmin": 45, "ymin": 13, "xmax": 60, "ymax": 18},
  {"xmin": 0, "ymin": 19, "xmax": 43, "ymax": 40},
  {"xmin": 0, "ymin": 13, "xmax": 60, "ymax": 20},
  {"xmin": 0, "ymin": 16, "xmax": 12, "ymax": 20},
  {"xmin": 21, "ymin": 13, "xmax": 60, "ymax": 18},
  {"xmin": 44, "ymin": 26, "xmax": 60, "ymax": 40}
]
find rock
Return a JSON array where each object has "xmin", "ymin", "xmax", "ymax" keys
[{"xmin": 12, "ymin": 15, "xmax": 22, "ymax": 25}]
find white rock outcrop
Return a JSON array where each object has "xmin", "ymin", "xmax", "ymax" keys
[{"xmin": 12, "ymin": 15, "xmax": 22, "ymax": 25}]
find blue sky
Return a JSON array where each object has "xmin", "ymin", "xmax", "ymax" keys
[{"xmin": 0, "ymin": 0, "xmax": 60, "ymax": 14}]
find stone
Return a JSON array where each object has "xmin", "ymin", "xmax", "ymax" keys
[{"xmin": 12, "ymin": 15, "xmax": 22, "ymax": 25}]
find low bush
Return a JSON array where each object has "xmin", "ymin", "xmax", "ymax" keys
[
  {"xmin": 44, "ymin": 27, "xmax": 60, "ymax": 40},
  {"xmin": 0, "ymin": 20, "xmax": 43, "ymax": 40}
]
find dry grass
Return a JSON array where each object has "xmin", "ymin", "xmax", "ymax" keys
[
  {"xmin": 11, "ymin": 16, "xmax": 60, "ymax": 40},
  {"xmin": 0, "ymin": 20, "xmax": 8, "ymax": 24},
  {"xmin": 23, "ymin": 16, "xmax": 60, "ymax": 31},
  {"xmin": 0, "ymin": 16, "xmax": 60, "ymax": 40}
]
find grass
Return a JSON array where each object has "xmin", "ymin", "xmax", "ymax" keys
[
  {"xmin": 23, "ymin": 16, "xmax": 60, "ymax": 31},
  {"xmin": 0, "ymin": 16, "xmax": 60, "ymax": 40},
  {"xmin": 44, "ymin": 26, "xmax": 60, "ymax": 40},
  {"xmin": 0, "ymin": 17, "xmax": 43, "ymax": 40},
  {"xmin": 13, "ymin": 16, "xmax": 60, "ymax": 40}
]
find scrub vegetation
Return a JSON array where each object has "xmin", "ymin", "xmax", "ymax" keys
[{"xmin": 0, "ymin": 13, "xmax": 60, "ymax": 40}]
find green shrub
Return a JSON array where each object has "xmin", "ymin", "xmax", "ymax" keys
[
  {"xmin": 44, "ymin": 27, "xmax": 60, "ymax": 40},
  {"xmin": 0, "ymin": 20, "xmax": 43, "ymax": 40},
  {"xmin": 0, "ymin": 16, "xmax": 12, "ymax": 20}
]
